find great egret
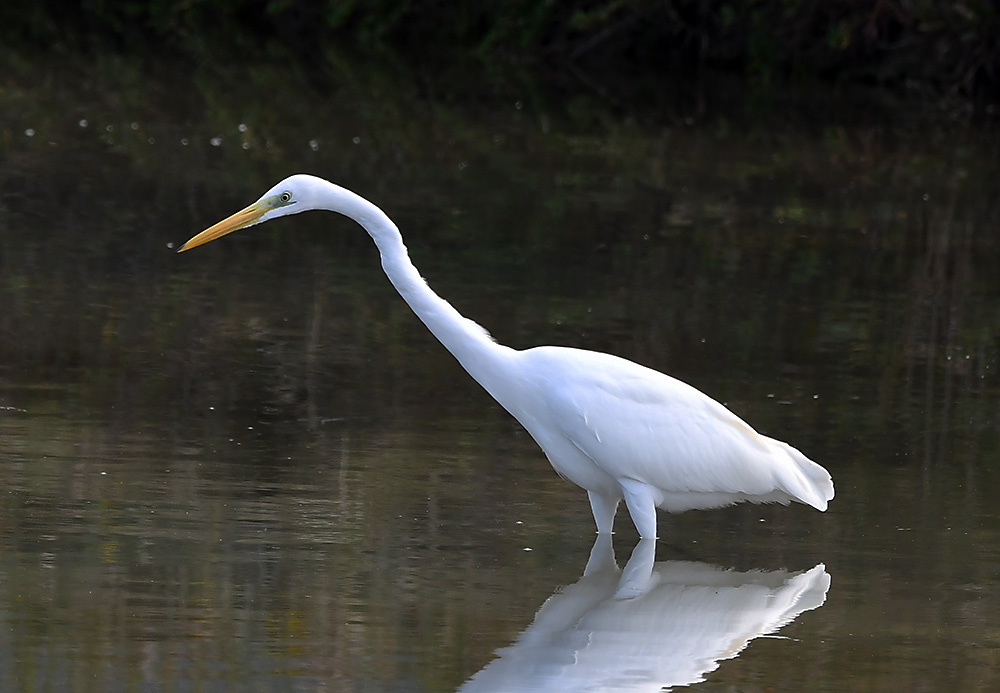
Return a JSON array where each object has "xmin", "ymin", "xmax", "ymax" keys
[{"xmin": 179, "ymin": 175, "xmax": 834, "ymax": 539}]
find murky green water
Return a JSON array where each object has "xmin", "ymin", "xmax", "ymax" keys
[{"xmin": 1, "ymin": 51, "xmax": 999, "ymax": 691}]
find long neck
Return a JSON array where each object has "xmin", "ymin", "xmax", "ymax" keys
[{"xmin": 334, "ymin": 187, "xmax": 517, "ymax": 399}]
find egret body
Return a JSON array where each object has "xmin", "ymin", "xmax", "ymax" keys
[{"xmin": 179, "ymin": 175, "xmax": 834, "ymax": 539}]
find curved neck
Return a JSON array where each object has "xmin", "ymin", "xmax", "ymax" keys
[{"xmin": 333, "ymin": 186, "xmax": 516, "ymax": 399}]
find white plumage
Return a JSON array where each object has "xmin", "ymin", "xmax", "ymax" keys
[
  {"xmin": 461, "ymin": 537, "xmax": 831, "ymax": 691},
  {"xmin": 179, "ymin": 174, "xmax": 834, "ymax": 539}
]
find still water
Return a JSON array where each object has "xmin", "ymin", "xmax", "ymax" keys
[{"xmin": 1, "ymin": 51, "xmax": 999, "ymax": 691}]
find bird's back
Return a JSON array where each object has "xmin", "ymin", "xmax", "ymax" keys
[{"xmin": 514, "ymin": 346, "xmax": 833, "ymax": 512}]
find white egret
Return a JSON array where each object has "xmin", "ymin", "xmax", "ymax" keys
[{"xmin": 179, "ymin": 175, "xmax": 834, "ymax": 539}]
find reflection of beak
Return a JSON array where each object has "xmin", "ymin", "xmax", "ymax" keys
[{"xmin": 177, "ymin": 202, "xmax": 266, "ymax": 252}]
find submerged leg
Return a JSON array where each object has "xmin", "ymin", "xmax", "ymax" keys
[
  {"xmin": 620, "ymin": 479, "xmax": 658, "ymax": 539},
  {"xmin": 588, "ymin": 491, "xmax": 620, "ymax": 534},
  {"xmin": 583, "ymin": 533, "xmax": 615, "ymax": 577}
]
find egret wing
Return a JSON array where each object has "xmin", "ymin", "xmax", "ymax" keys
[{"xmin": 530, "ymin": 347, "xmax": 825, "ymax": 510}]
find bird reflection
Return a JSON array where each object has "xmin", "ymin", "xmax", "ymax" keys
[{"xmin": 461, "ymin": 536, "xmax": 830, "ymax": 691}]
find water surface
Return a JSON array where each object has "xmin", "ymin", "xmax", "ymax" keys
[{"xmin": 1, "ymin": 52, "xmax": 999, "ymax": 691}]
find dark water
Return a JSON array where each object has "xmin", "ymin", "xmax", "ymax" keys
[{"xmin": 1, "ymin": 52, "xmax": 999, "ymax": 691}]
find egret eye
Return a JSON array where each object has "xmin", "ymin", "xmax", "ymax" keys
[{"xmin": 279, "ymin": 192, "xmax": 292, "ymax": 203}]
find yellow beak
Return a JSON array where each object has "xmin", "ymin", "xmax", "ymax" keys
[{"xmin": 177, "ymin": 202, "xmax": 267, "ymax": 252}]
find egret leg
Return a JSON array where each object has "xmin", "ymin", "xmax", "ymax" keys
[
  {"xmin": 583, "ymin": 533, "xmax": 615, "ymax": 576},
  {"xmin": 620, "ymin": 480, "xmax": 658, "ymax": 540},
  {"xmin": 588, "ymin": 491, "xmax": 620, "ymax": 535},
  {"xmin": 614, "ymin": 538, "xmax": 656, "ymax": 599}
]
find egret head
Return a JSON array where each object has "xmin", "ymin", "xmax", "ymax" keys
[{"xmin": 177, "ymin": 174, "xmax": 327, "ymax": 252}]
